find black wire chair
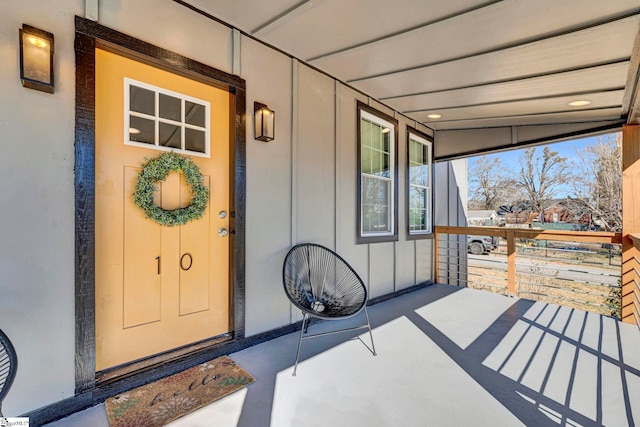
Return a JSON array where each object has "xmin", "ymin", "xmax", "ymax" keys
[
  {"xmin": 0, "ymin": 328, "xmax": 17, "ymax": 417},
  {"xmin": 283, "ymin": 243, "xmax": 376, "ymax": 375}
]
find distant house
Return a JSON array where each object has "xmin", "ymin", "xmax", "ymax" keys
[
  {"xmin": 503, "ymin": 211, "xmax": 538, "ymax": 227},
  {"xmin": 501, "ymin": 203, "xmax": 592, "ymax": 230},
  {"xmin": 531, "ymin": 206, "xmax": 592, "ymax": 230},
  {"xmin": 467, "ymin": 210, "xmax": 499, "ymax": 226},
  {"xmin": 539, "ymin": 206, "xmax": 590, "ymax": 224}
]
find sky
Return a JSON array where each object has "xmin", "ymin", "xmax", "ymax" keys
[
  {"xmin": 469, "ymin": 135, "xmax": 599, "ymax": 169},
  {"xmin": 466, "ymin": 132, "xmax": 618, "ymax": 200}
]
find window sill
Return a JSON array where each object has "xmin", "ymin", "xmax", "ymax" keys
[{"xmin": 357, "ymin": 234, "xmax": 399, "ymax": 244}]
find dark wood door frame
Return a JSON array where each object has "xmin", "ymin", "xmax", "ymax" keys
[{"xmin": 74, "ymin": 16, "xmax": 246, "ymax": 396}]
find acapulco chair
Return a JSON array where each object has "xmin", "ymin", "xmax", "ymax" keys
[
  {"xmin": 282, "ymin": 243, "xmax": 376, "ymax": 376},
  {"xmin": 0, "ymin": 328, "xmax": 18, "ymax": 417}
]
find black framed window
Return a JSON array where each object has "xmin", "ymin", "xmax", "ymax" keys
[
  {"xmin": 407, "ymin": 128, "xmax": 432, "ymax": 237},
  {"xmin": 357, "ymin": 102, "xmax": 398, "ymax": 243}
]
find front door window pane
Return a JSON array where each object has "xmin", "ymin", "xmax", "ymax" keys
[
  {"xmin": 185, "ymin": 101, "xmax": 206, "ymax": 127},
  {"xmin": 125, "ymin": 79, "xmax": 210, "ymax": 157},
  {"xmin": 129, "ymin": 116, "xmax": 155, "ymax": 145},
  {"xmin": 159, "ymin": 93, "xmax": 181, "ymax": 121},
  {"xmin": 159, "ymin": 122, "xmax": 181, "ymax": 149},
  {"xmin": 185, "ymin": 128, "xmax": 206, "ymax": 153},
  {"xmin": 130, "ymin": 85, "xmax": 155, "ymax": 115}
]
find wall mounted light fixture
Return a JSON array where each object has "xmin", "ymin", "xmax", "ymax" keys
[
  {"xmin": 19, "ymin": 24, "xmax": 54, "ymax": 94},
  {"xmin": 254, "ymin": 102, "xmax": 275, "ymax": 142}
]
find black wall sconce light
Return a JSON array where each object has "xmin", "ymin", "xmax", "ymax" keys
[
  {"xmin": 254, "ymin": 102, "xmax": 275, "ymax": 142},
  {"xmin": 19, "ymin": 24, "xmax": 55, "ymax": 94}
]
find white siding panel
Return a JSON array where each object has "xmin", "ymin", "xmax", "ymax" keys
[
  {"xmin": 416, "ymin": 239, "xmax": 434, "ymax": 284},
  {"xmin": 416, "ymin": 123, "xmax": 434, "ymax": 139},
  {"xmin": 368, "ymin": 99, "xmax": 395, "ymax": 118},
  {"xmin": 449, "ymin": 161, "xmax": 465, "ymax": 285},
  {"xmin": 0, "ymin": 0, "xmax": 83, "ymax": 415},
  {"xmin": 335, "ymin": 84, "xmax": 369, "ymax": 285},
  {"xmin": 434, "ymin": 128, "xmax": 512, "ymax": 160},
  {"xmin": 434, "ymin": 162, "xmax": 451, "ymax": 284},
  {"xmin": 295, "ymin": 64, "xmax": 336, "ymax": 247},
  {"xmin": 369, "ymin": 243, "xmax": 396, "ymax": 298},
  {"xmin": 395, "ymin": 116, "xmax": 417, "ymax": 290},
  {"xmin": 396, "ymin": 240, "xmax": 417, "ymax": 290},
  {"xmin": 242, "ymin": 37, "xmax": 294, "ymax": 336},
  {"xmin": 453, "ymin": 159, "xmax": 468, "ymax": 286},
  {"xmin": 451, "ymin": 159, "xmax": 468, "ymax": 227},
  {"xmin": 99, "ymin": 0, "xmax": 234, "ymax": 74},
  {"xmin": 434, "ymin": 162, "xmax": 449, "ymax": 227}
]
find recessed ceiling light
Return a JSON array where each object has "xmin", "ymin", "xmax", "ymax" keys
[
  {"xmin": 129, "ymin": 127, "xmax": 141, "ymax": 134},
  {"xmin": 427, "ymin": 114, "xmax": 442, "ymax": 119},
  {"xmin": 381, "ymin": 127, "xmax": 391, "ymax": 134},
  {"xmin": 568, "ymin": 100, "xmax": 592, "ymax": 107}
]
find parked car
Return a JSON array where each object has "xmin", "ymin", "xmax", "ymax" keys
[{"xmin": 467, "ymin": 235, "xmax": 499, "ymax": 255}]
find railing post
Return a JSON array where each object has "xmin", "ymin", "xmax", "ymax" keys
[{"xmin": 507, "ymin": 230, "xmax": 516, "ymax": 296}]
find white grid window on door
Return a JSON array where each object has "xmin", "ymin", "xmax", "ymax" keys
[{"xmin": 125, "ymin": 78, "xmax": 211, "ymax": 157}]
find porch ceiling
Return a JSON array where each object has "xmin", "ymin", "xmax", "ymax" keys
[{"xmin": 185, "ymin": 0, "xmax": 640, "ymax": 134}]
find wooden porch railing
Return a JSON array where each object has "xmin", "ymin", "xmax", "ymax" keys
[{"xmin": 434, "ymin": 226, "xmax": 625, "ymax": 317}]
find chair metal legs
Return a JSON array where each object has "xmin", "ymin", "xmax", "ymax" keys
[
  {"xmin": 364, "ymin": 305, "xmax": 377, "ymax": 356},
  {"xmin": 291, "ymin": 308, "xmax": 377, "ymax": 376},
  {"xmin": 292, "ymin": 313, "xmax": 308, "ymax": 376}
]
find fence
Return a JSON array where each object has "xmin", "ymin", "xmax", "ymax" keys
[{"xmin": 434, "ymin": 226, "xmax": 623, "ymax": 318}]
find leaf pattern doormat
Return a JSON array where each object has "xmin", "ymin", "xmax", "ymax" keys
[{"xmin": 105, "ymin": 356, "xmax": 254, "ymax": 427}]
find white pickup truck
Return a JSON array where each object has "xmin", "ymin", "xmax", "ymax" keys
[{"xmin": 467, "ymin": 235, "xmax": 499, "ymax": 255}]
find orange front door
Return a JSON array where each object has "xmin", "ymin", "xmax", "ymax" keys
[{"xmin": 95, "ymin": 48, "xmax": 231, "ymax": 371}]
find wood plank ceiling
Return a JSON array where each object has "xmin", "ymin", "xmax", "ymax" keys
[{"xmin": 184, "ymin": 0, "xmax": 640, "ymax": 135}]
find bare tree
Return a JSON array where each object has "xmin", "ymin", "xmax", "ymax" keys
[
  {"xmin": 468, "ymin": 155, "xmax": 521, "ymax": 210},
  {"xmin": 518, "ymin": 147, "xmax": 569, "ymax": 212},
  {"xmin": 567, "ymin": 133, "xmax": 622, "ymax": 231}
]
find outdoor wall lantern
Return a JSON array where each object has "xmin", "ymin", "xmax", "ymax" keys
[
  {"xmin": 19, "ymin": 24, "xmax": 55, "ymax": 94},
  {"xmin": 254, "ymin": 102, "xmax": 275, "ymax": 142}
]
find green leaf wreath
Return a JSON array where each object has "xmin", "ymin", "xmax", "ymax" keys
[{"xmin": 133, "ymin": 152, "xmax": 209, "ymax": 226}]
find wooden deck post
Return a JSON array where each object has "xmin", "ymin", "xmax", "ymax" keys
[
  {"xmin": 507, "ymin": 230, "xmax": 516, "ymax": 296},
  {"xmin": 622, "ymin": 124, "xmax": 640, "ymax": 325}
]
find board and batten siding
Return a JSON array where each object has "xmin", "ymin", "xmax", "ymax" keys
[
  {"xmin": 0, "ymin": 0, "xmax": 465, "ymax": 416},
  {"xmin": 1, "ymin": 0, "xmax": 84, "ymax": 416},
  {"xmin": 241, "ymin": 36, "xmax": 294, "ymax": 338}
]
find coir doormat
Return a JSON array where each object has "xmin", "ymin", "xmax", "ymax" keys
[{"xmin": 105, "ymin": 356, "xmax": 255, "ymax": 427}]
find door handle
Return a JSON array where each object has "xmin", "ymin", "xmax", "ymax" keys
[{"xmin": 218, "ymin": 227, "xmax": 229, "ymax": 237}]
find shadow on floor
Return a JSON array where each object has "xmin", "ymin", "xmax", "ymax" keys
[{"xmin": 234, "ymin": 284, "xmax": 639, "ymax": 427}]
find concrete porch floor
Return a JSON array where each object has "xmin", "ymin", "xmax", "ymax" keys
[{"xmin": 45, "ymin": 284, "xmax": 640, "ymax": 427}]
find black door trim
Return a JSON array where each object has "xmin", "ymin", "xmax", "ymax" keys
[{"xmin": 74, "ymin": 15, "xmax": 246, "ymax": 396}]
